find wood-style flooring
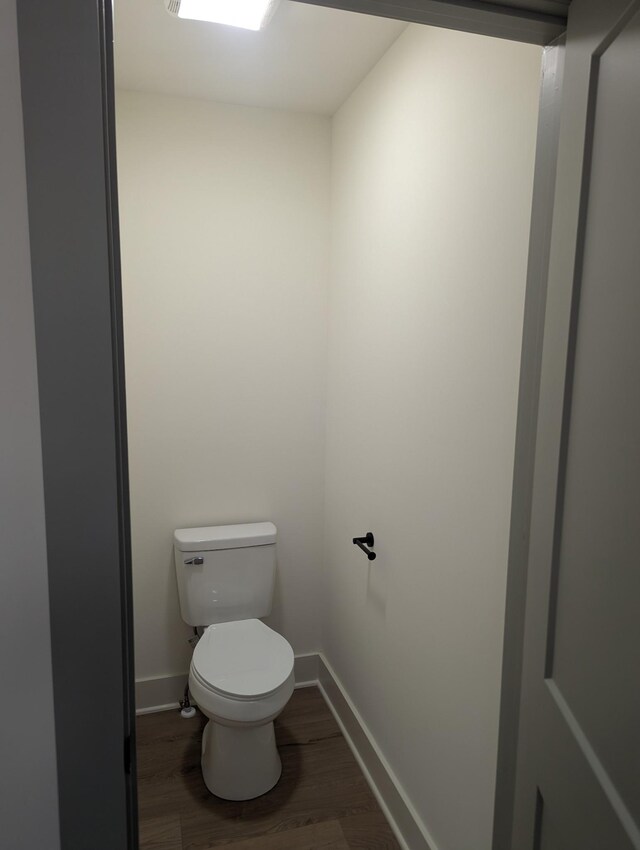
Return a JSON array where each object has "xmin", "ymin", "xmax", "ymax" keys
[{"xmin": 137, "ymin": 686, "xmax": 401, "ymax": 850}]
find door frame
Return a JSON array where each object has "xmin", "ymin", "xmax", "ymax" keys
[
  {"xmin": 295, "ymin": 0, "xmax": 567, "ymax": 44},
  {"xmin": 491, "ymin": 35, "xmax": 566, "ymax": 850},
  {"xmin": 16, "ymin": 1, "xmax": 566, "ymax": 847},
  {"xmin": 17, "ymin": 1, "xmax": 137, "ymax": 848}
]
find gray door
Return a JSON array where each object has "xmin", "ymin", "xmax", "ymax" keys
[{"xmin": 512, "ymin": 0, "xmax": 640, "ymax": 847}]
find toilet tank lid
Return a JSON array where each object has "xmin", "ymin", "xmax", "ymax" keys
[{"xmin": 174, "ymin": 522, "xmax": 277, "ymax": 552}]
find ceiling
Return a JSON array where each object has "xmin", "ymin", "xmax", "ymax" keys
[{"xmin": 114, "ymin": 0, "xmax": 408, "ymax": 115}]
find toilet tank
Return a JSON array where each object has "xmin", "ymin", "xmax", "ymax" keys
[{"xmin": 174, "ymin": 522, "xmax": 277, "ymax": 626}]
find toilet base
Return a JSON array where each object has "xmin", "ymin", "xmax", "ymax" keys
[{"xmin": 201, "ymin": 718, "xmax": 282, "ymax": 801}]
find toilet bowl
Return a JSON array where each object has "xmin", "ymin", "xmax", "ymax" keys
[
  {"xmin": 174, "ymin": 521, "xmax": 294, "ymax": 799},
  {"xmin": 188, "ymin": 618, "xmax": 294, "ymax": 800}
]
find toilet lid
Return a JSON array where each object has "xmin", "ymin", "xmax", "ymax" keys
[{"xmin": 191, "ymin": 619, "xmax": 294, "ymax": 699}]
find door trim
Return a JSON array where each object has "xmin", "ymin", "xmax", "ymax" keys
[
  {"xmin": 16, "ymin": 0, "xmax": 137, "ymax": 847},
  {"xmin": 99, "ymin": 0, "xmax": 139, "ymax": 840},
  {"xmin": 17, "ymin": 1, "xmax": 566, "ymax": 847},
  {"xmin": 292, "ymin": 0, "xmax": 567, "ymax": 44},
  {"xmin": 492, "ymin": 35, "xmax": 566, "ymax": 850}
]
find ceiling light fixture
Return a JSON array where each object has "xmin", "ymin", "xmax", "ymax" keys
[{"xmin": 166, "ymin": 0, "xmax": 281, "ymax": 30}]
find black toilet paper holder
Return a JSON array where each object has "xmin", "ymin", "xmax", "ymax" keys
[{"xmin": 353, "ymin": 532, "xmax": 376, "ymax": 561}]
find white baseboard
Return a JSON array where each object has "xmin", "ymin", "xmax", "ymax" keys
[
  {"xmin": 135, "ymin": 653, "xmax": 321, "ymax": 714},
  {"xmin": 135, "ymin": 673, "xmax": 186, "ymax": 715},
  {"xmin": 135, "ymin": 652, "xmax": 435, "ymax": 850},
  {"xmin": 317, "ymin": 653, "xmax": 437, "ymax": 850},
  {"xmin": 292, "ymin": 652, "xmax": 320, "ymax": 688}
]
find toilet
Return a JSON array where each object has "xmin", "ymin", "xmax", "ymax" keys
[{"xmin": 174, "ymin": 522, "xmax": 294, "ymax": 801}]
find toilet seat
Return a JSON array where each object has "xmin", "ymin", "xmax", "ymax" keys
[{"xmin": 192, "ymin": 619, "xmax": 294, "ymax": 700}]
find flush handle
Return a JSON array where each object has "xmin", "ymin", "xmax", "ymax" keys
[{"xmin": 185, "ymin": 556, "xmax": 204, "ymax": 565}]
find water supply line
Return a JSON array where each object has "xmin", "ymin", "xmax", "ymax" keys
[{"xmin": 180, "ymin": 627, "xmax": 200, "ymax": 718}]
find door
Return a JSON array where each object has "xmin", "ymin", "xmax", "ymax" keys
[{"xmin": 512, "ymin": 0, "xmax": 640, "ymax": 847}]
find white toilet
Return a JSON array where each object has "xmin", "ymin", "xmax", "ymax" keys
[{"xmin": 174, "ymin": 522, "xmax": 295, "ymax": 801}]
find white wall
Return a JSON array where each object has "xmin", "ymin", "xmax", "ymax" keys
[
  {"xmin": 324, "ymin": 25, "xmax": 540, "ymax": 850},
  {"xmin": 116, "ymin": 91, "xmax": 331, "ymax": 680},
  {"xmin": 0, "ymin": 0, "xmax": 60, "ymax": 845}
]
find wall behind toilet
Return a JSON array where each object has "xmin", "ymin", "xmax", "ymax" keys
[
  {"xmin": 116, "ymin": 91, "xmax": 331, "ymax": 681},
  {"xmin": 324, "ymin": 25, "xmax": 541, "ymax": 850}
]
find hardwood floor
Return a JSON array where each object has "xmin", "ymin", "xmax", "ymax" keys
[{"xmin": 136, "ymin": 686, "xmax": 400, "ymax": 850}]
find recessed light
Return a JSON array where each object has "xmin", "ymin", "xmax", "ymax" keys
[{"xmin": 165, "ymin": 0, "xmax": 281, "ymax": 31}]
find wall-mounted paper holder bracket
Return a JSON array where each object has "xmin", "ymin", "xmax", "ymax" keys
[{"xmin": 352, "ymin": 532, "xmax": 376, "ymax": 561}]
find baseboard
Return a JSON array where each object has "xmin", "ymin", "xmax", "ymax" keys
[
  {"xmin": 135, "ymin": 673, "xmax": 187, "ymax": 714},
  {"xmin": 317, "ymin": 653, "xmax": 438, "ymax": 850},
  {"xmin": 293, "ymin": 652, "xmax": 320, "ymax": 688},
  {"xmin": 135, "ymin": 653, "xmax": 321, "ymax": 714}
]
